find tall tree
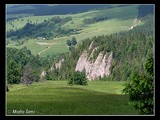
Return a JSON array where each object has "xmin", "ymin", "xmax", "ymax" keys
[
  {"xmin": 71, "ymin": 37, "xmax": 77, "ymax": 46},
  {"xmin": 66, "ymin": 40, "xmax": 71, "ymax": 46},
  {"xmin": 7, "ymin": 59, "xmax": 21, "ymax": 84},
  {"xmin": 123, "ymin": 56, "xmax": 154, "ymax": 115}
]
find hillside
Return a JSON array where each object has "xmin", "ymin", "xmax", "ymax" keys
[
  {"xmin": 7, "ymin": 5, "xmax": 141, "ymax": 57},
  {"xmin": 6, "ymin": 4, "xmax": 109, "ymax": 21},
  {"xmin": 7, "ymin": 80, "xmax": 138, "ymax": 115},
  {"xmin": 7, "ymin": 4, "xmax": 129, "ymax": 17},
  {"xmin": 44, "ymin": 14, "xmax": 153, "ymax": 81},
  {"xmin": 6, "ymin": 4, "xmax": 154, "ymax": 81}
]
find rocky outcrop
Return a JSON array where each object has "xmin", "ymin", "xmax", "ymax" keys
[
  {"xmin": 40, "ymin": 59, "xmax": 64, "ymax": 80},
  {"xmin": 129, "ymin": 18, "xmax": 141, "ymax": 30},
  {"xmin": 55, "ymin": 59, "xmax": 64, "ymax": 70},
  {"xmin": 75, "ymin": 42, "xmax": 113, "ymax": 81},
  {"xmin": 50, "ymin": 58, "xmax": 65, "ymax": 72},
  {"xmin": 40, "ymin": 70, "xmax": 46, "ymax": 80}
]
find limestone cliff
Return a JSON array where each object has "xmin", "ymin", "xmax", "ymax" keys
[
  {"xmin": 40, "ymin": 59, "xmax": 64, "ymax": 80},
  {"xmin": 49, "ymin": 58, "xmax": 64, "ymax": 72},
  {"xmin": 40, "ymin": 70, "xmax": 46, "ymax": 80},
  {"xmin": 75, "ymin": 42, "xmax": 113, "ymax": 80},
  {"xmin": 55, "ymin": 59, "xmax": 64, "ymax": 70}
]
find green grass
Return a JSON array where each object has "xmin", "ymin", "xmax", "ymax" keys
[
  {"xmin": 7, "ymin": 81, "xmax": 138, "ymax": 115},
  {"xmin": 7, "ymin": 5, "xmax": 139, "ymax": 32},
  {"xmin": 7, "ymin": 5, "xmax": 143, "ymax": 57}
]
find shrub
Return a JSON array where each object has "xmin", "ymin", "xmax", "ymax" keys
[{"xmin": 68, "ymin": 71, "xmax": 87, "ymax": 85}]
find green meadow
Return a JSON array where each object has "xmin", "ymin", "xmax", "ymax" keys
[
  {"xmin": 6, "ymin": 5, "xmax": 143, "ymax": 58},
  {"xmin": 7, "ymin": 81, "xmax": 138, "ymax": 115}
]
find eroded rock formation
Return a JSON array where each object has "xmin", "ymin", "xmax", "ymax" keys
[
  {"xmin": 55, "ymin": 59, "xmax": 64, "ymax": 70},
  {"xmin": 75, "ymin": 42, "xmax": 113, "ymax": 80},
  {"xmin": 50, "ymin": 58, "xmax": 65, "ymax": 72},
  {"xmin": 40, "ymin": 70, "xmax": 46, "ymax": 80}
]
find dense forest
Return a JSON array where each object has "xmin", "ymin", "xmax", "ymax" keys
[
  {"xmin": 8, "ymin": 5, "xmax": 152, "ymax": 17},
  {"xmin": 7, "ymin": 5, "xmax": 110, "ymax": 16},
  {"xmin": 137, "ymin": 5, "xmax": 153, "ymax": 18},
  {"xmin": 7, "ymin": 47, "xmax": 58, "ymax": 84},
  {"xmin": 83, "ymin": 16, "xmax": 111, "ymax": 25}
]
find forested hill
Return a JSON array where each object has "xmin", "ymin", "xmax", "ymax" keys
[
  {"xmin": 137, "ymin": 5, "xmax": 153, "ymax": 18},
  {"xmin": 6, "ymin": 5, "xmax": 154, "ymax": 84},
  {"xmin": 7, "ymin": 4, "xmax": 111, "ymax": 16},
  {"xmin": 46, "ymin": 14, "xmax": 153, "ymax": 81},
  {"xmin": 7, "ymin": 4, "xmax": 153, "ymax": 17}
]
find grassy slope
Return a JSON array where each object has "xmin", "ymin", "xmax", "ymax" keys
[
  {"xmin": 7, "ymin": 5, "xmax": 142, "ymax": 57},
  {"xmin": 7, "ymin": 81, "xmax": 138, "ymax": 115}
]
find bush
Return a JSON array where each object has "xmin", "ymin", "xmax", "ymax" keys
[
  {"xmin": 68, "ymin": 71, "xmax": 87, "ymax": 85},
  {"xmin": 45, "ymin": 71, "xmax": 52, "ymax": 80},
  {"xmin": 71, "ymin": 37, "xmax": 77, "ymax": 45},
  {"xmin": 66, "ymin": 40, "xmax": 71, "ymax": 46}
]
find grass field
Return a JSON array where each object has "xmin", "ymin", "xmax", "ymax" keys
[
  {"xmin": 6, "ymin": 5, "xmax": 143, "ymax": 58},
  {"xmin": 7, "ymin": 81, "xmax": 138, "ymax": 115}
]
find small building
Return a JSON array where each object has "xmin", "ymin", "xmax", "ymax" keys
[{"xmin": 37, "ymin": 37, "xmax": 46, "ymax": 40}]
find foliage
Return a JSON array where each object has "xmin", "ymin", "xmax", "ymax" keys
[
  {"xmin": 7, "ymin": 5, "xmax": 109, "ymax": 16},
  {"xmin": 7, "ymin": 47, "xmax": 42, "ymax": 84},
  {"xmin": 66, "ymin": 40, "xmax": 72, "ymax": 46},
  {"xmin": 67, "ymin": 37, "xmax": 77, "ymax": 47},
  {"xmin": 7, "ymin": 16, "xmax": 72, "ymax": 40},
  {"xmin": 68, "ymin": 71, "xmax": 87, "ymax": 85},
  {"xmin": 7, "ymin": 59, "xmax": 22, "ymax": 84},
  {"xmin": 71, "ymin": 37, "xmax": 77, "ymax": 46},
  {"xmin": 123, "ymin": 56, "xmax": 154, "ymax": 114},
  {"xmin": 45, "ymin": 71, "xmax": 52, "ymax": 80},
  {"xmin": 137, "ymin": 5, "xmax": 153, "ymax": 18},
  {"xmin": 145, "ymin": 56, "xmax": 153, "ymax": 77},
  {"xmin": 83, "ymin": 16, "xmax": 110, "ymax": 25}
]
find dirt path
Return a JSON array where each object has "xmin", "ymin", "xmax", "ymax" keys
[
  {"xmin": 38, "ymin": 46, "xmax": 52, "ymax": 55},
  {"xmin": 129, "ymin": 18, "xmax": 141, "ymax": 30},
  {"xmin": 36, "ymin": 42, "xmax": 54, "ymax": 45}
]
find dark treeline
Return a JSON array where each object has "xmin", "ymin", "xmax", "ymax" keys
[
  {"xmin": 7, "ymin": 16, "xmax": 73, "ymax": 40},
  {"xmin": 7, "ymin": 5, "xmax": 133, "ymax": 16},
  {"xmin": 7, "ymin": 5, "xmax": 109, "ymax": 16},
  {"xmin": 137, "ymin": 5, "xmax": 153, "ymax": 18},
  {"xmin": 83, "ymin": 16, "xmax": 111, "ymax": 25},
  {"xmin": 7, "ymin": 17, "xmax": 17, "ymax": 22}
]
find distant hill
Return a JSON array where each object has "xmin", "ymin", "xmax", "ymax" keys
[
  {"xmin": 7, "ymin": 4, "xmax": 133, "ymax": 16},
  {"xmin": 137, "ymin": 5, "xmax": 153, "ymax": 18},
  {"xmin": 7, "ymin": 4, "xmax": 109, "ymax": 15}
]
